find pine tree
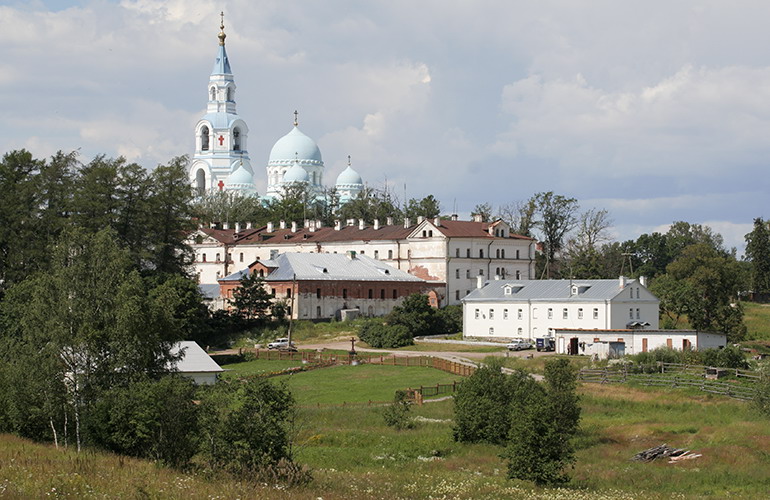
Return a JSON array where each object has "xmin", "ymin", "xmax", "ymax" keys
[{"xmin": 745, "ymin": 217, "xmax": 770, "ymax": 298}]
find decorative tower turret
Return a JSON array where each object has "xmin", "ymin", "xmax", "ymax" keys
[{"xmin": 189, "ymin": 12, "xmax": 256, "ymax": 196}]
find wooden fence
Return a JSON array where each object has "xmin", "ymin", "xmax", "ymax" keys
[
  {"xmin": 244, "ymin": 348, "xmax": 477, "ymax": 377},
  {"xmin": 658, "ymin": 362, "xmax": 761, "ymax": 381},
  {"xmin": 579, "ymin": 367, "xmax": 757, "ymax": 401}
]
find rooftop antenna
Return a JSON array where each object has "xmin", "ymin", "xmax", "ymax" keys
[{"xmin": 621, "ymin": 252, "xmax": 634, "ymax": 276}]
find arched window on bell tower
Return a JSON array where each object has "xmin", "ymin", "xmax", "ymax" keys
[
  {"xmin": 226, "ymin": 87, "xmax": 233, "ymax": 101},
  {"xmin": 195, "ymin": 169, "xmax": 206, "ymax": 195},
  {"xmin": 201, "ymin": 126, "xmax": 210, "ymax": 151},
  {"xmin": 210, "ymin": 87, "xmax": 216, "ymax": 101},
  {"xmin": 233, "ymin": 128, "xmax": 240, "ymax": 151}
]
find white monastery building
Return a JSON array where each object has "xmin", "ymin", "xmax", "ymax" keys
[
  {"xmin": 462, "ymin": 276, "xmax": 660, "ymax": 340},
  {"xmin": 190, "ymin": 217, "xmax": 536, "ymax": 306},
  {"xmin": 188, "ymin": 15, "xmax": 364, "ymax": 203}
]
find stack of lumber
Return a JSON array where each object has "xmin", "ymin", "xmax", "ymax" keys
[{"xmin": 632, "ymin": 444, "xmax": 702, "ymax": 463}]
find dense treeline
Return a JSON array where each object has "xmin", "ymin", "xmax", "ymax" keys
[{"xmin": 0, "ymin": 150, "xmax": 302, "ymax": 479}]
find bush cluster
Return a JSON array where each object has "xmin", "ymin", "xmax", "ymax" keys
[
  {"xmin": 453, "ymin": 358, "xmax": 581, "ymax": 486},
  {"xmin": 629, "ymin": 345, "xmax": 749, "ymax": 372},
  {"xmin": 357, "ymin": 294, "xmax": 463, "ymax": 348}
]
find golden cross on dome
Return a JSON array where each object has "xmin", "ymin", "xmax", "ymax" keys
[
  {"xmin": 348, "ymin": 155, "xmax": 351, "ymax": 166},
  {"xmin": 293, "ymin": 110, "xmax": 299, "ymax": 127}
]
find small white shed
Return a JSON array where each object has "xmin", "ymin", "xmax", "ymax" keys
[{"xmin": 169, "ymin": 341, "xmax": 223, "ymax": 385}]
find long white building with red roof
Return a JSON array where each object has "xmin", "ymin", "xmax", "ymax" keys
[{"xmin": 189, "ymin": 216, "xmax": 536, "ymax": 306}]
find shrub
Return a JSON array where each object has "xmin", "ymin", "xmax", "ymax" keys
[
  {"xmin": 198, "ymin": 378, "xmax": 297, "ymax": 476},
  {"xmin": 504, "ymin": 358, "xmax": 581, "ymax": 486},
  {"xmin": 436, "ymin": 305, "xmax": 463, "ymax": 334},
  {"xmin": 453, "ymin": 359, "xmax": 541, "ymax": 445},
  {"xmin": 701, "ymin": 345, "xmax": 749, "ymax": 369},
  {"xmin": 387, "ymin": 293, "xmax": 442, "ymax": 336},
  {"xmin": 382, "ymin": 390, "xmax": 413, "ymax": 430},
  {"xmin": 358, "ymin": 320, "xmax": 413, "ymax": 348},
  {"xmin": 86, "ymin": 376, "xmax": 199, "ymax": 468}
]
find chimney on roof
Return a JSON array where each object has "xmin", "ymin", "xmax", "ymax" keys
[
  {"xmin": 209, "ymin": 222, "xmax": 216, "ymax": 228},
  {"xmin": 309, "ymin": 220, "xmax": 316, "ymax": 233},
  {"xmin": 279, "ymin": 220, "xmax": 286, "ymax": 230},
  {"xmin": 639, "ymin": 276, "xmax": 647, "ymax": 287},
  {"xmin": 304, "ymin": 219, "xmax": 310, "ymax": 229},
  {"xmin": 404, "ymin": 217, "xmax": 411, "ymax": 228},
  {"xmin": 494, "ymin": 274, "xmax": 501, "ymax": 280},
  {"xmin": 291, "ymin": 221, "xmax": 297, "ymax": 233},
  {"xmin": 477, "ymin": 275, "xmax": 484, "ymax": 289},
  {"xmin": 222, "ymin": 222, "xmax": 229, "ymax": 230},
  {"xmin": 472, "ymin": 214, "xmax": 483, "ymax": 223},
  {"xmin": 359, "ymin": 219, "xmax": 366, "ymax": 230},
  {"xmin": 246, "ymin": 222, "xmax": 252, "ymax": 230},
  {"xmin": 334, "ymin": 220, "xmax": 342, "ymax": 231},
  {"xmin": 417, "ymin": 216, "xmax": 424, "ymax": 224},
  {"xmin": 619, "ymin": 276, "xmax": 627, "ymax": 289},
  {"xmin": 316, "ymin": 220, "xmax": 323, "ymax": 228},
  {"xmin": 451, "ymin": 214, "xmax": 458, "ymax": 221},
  {"xmin": 347, "ymin": 250, "xmax": 357, "ymax": 260},
  {"xmin": 236, "ymin": 222, "xmax": 242, "ymax": 233},
  {"xmin": 347, "ymin": 219, "xmax": 355, "ymax": 226},
  {"xmin": 373, "ymin": 219, "xmax": 380, "ymax": 230},
  {"xmin": 386, "ymin": 216, "xmax": 394, "ymax": 226},
  {"xmin": 434, "ymin": 216, "xmax": 441, "ymax": 226},
  {"xmin": 267, "ymin": 221, "xmax": 274, "ymax": 233}
]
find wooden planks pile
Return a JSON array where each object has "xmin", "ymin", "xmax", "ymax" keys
[{"xmin": 632, "ymin": 444, "xmax": 702, "ymax": 464}]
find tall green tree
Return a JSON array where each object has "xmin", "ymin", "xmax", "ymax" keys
[
  {"xmin": 531, "ymin": 192, "xmax": 579, "ymax": 279},
  {"xmin": 653, "ymin": 243, "xmax": 746, "ymax": 340},
  {"xmin": 339, "ymin": 186, "xmax": 403, "ymax": 224},
  {"xmin": 144, "ymin": 156, "xmax": 196, "ymax": 275},
  {"xmin": 0, "ymin": 150, "xmax": 44, "ymax": 290},
  {"xmin": 231, "ymin": 272, "xmax": 273, "ymax": 320},
  {"xmin": 745, "ymin": 217, "xmax": 770, "ymax": 298},
  {"xmin": 504, "ymin": 358, "xmax": 580, "ymax": 486},
  {"xmin": 404, "ymin": 195, "xmax": 441, "ymax": 219}
]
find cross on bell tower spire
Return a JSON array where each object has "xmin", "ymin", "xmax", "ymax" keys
[{"xmin": 218, "ymin": 11, "xmax": 226, "ymax": 46}]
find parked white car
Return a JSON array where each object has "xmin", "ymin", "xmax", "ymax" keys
[
  {"xmin": 267, "ymin": 337, "xmax": 296, "ymax": 350},
  {"xmin": 506, "ymin": 339, "xmax": 530, "ymax": 351}
]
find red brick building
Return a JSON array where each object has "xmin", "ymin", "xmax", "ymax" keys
[{"xmin": 218, "ymin": 251, "xmax": 442, "ymax": 319}]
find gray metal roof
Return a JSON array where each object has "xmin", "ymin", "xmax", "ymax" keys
[
  {"xmin": 198, "ymin": 283, "xmax": 221, "ymax": 299},
  {"xmin": 223, "ymin": 252, "xmax": 425, "ymax": 283},
  {"xmin": 462, "ymin": 278, "xmax": 654, "ymax": 303},
  {"xmin": 269, "ymin": 252, "xmax": 424, "ymax": 282},
  {"xmin": 170, "ymin": 341, "xmax": 223, "ymax": 373}
]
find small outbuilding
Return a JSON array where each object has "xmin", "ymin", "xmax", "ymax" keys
[
  {"xmin": 552, "ymin": 328, "xmax": 727, "ymax": 359},
  {"xmin": 169, "ymin": 341, "xmax": 223, "ymax": 385}
]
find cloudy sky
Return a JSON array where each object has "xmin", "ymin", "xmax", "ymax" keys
[{"xmin": 2, "ymin": 0, "xmax": 769, "ymax": 252}]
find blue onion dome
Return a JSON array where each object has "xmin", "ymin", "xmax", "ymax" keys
[
  {"xmin": 269, "ymin": 113, "xmax": 323, "ymax": 166},
  {"xmin": 283, "ymin": 159, "xmax": 309, "ymax": 183},
  {"xmin": 336, "ymin": 165, "xmax": 363, "ymax": 186},
  {"xmin": 227, "ymin": 163, "xmax": 254, "ymax": 186}
]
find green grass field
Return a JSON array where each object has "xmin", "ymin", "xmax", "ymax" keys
[
  {"xmin": 220, "ymin": 358, "xmax": 304, "ymax": 377},
  {"xmin": 743, "ymin": 301, "xmax": 770, "ymax": 340},
  {"xmin": 3, "ymin": 358, "xmax": 770, "ymax": 499}
]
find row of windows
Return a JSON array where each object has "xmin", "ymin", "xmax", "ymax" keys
[
  {"xmin": 454, "ymin": 248, "xmax": 522, "ymax": 259},
  {"xmin": 455, "ymin": 268, "xmax": 522, "ymax": 279},
  {"xmin": 475, "ymin": 307, "xmax": 603, "ymax": 321}
]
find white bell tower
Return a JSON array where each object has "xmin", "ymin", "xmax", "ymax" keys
[{"xmin": 189, "ymin": 13, "xmax": 256, "ymax": 196}]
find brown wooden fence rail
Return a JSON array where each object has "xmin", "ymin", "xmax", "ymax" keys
[
  {"xmin": 579, "ymin": 367, "xmax": 757, "ymax": 401},
  {"xmin": 658, "ymin": 362, "xmax": 761, "ymax": 380},
  {"xmin": 243, "ymin": 349, "xmax": 478, "ymax": 378}
]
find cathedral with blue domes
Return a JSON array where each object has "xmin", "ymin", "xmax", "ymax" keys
[{"xmin": 189, "ymin": 14, "xmax": 364, "ymax": 205}]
